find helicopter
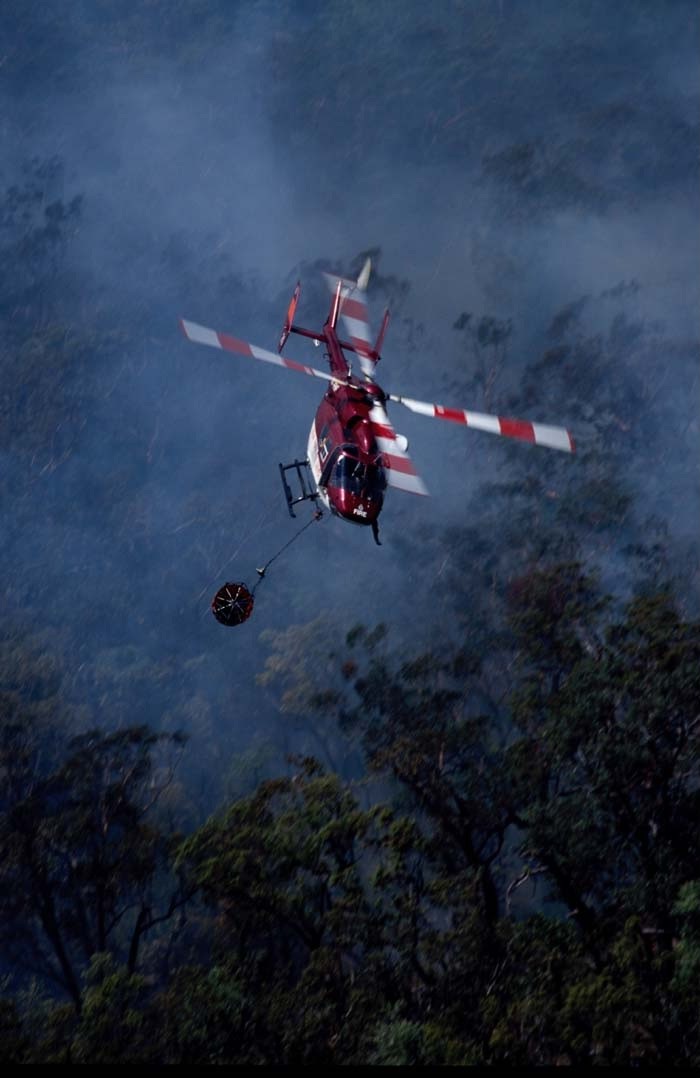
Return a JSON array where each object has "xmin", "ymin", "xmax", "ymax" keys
[{"xmin": 180, "ymin": 259, "xmax": 574, "ymax": 622}]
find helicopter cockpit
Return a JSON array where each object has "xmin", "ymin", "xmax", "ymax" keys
[{"xmin": 322, "ymin": 445, "xmax": 386, "ymax": 501}]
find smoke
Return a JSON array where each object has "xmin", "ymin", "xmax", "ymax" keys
[{"xmin": 0, "ymin": 0, "xmax": 697, "ymax": 804}]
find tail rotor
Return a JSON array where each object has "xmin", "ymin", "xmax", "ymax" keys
[{"xmin": 278, "ymin": 281, "xmax": 301, "ymax": 353}]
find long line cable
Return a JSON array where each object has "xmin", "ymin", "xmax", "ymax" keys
[
  {"xmin": 195, "ymin": 493, "xmax": 279, "ymax": 607},
  {"xmin": 252, "ymin": 509, "xmax": 323, "ymax": 594},
  {"xmin": 203, "ymin": 507, "xmax": 324, "ymax": 623}
]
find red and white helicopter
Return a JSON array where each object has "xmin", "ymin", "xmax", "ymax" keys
[{"xmin": 180, "ymin": 259, "xmax": 573, "ymax": 621}]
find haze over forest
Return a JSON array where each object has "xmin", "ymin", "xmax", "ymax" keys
[{"xmin": 1, "ymin": 1, "xmax": 698, "ymax": 1065}]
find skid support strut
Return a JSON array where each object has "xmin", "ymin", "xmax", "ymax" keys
[{"xmin": 278, "ymin": 459, "xmax": 318, "ymax": 518}]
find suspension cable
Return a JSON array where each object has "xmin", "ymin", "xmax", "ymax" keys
[{"xmin": 252, "ymin": 510, "xmax": 323, "ymax": 594}]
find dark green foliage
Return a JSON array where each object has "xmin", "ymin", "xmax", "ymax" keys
[
  {"xmin": 2, "ymin": 582, "xmax": 699, "ymax": 1063},
  {"xmin": 177, "ymin": 760, "xmax": 388, "ymax": 1064},
  {"xmin": 511, "ymin": 584, "xmax": 700, "ymax": 933},
  {"xmin": 0, "ymin": 710, "xmax": 189, "ymax": 1010},
  {"xmin": 69, "ymin": 956, "xmax": 159, "ymax": 1065}
]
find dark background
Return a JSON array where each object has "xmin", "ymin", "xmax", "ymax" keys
[{"xmin": 0, "ymin": 1, "xmax": 698, "ymax": 1062}]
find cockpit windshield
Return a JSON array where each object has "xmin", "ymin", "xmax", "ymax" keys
[{"xmin": 332, "ymin": 452, "xmax": 386, "ymax": 499}]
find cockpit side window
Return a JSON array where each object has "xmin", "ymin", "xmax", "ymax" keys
[{"xmin": 319, "ymin": 446, "xmax": 342, "ymax": 488}]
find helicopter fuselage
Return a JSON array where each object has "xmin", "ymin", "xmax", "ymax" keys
[
  {"xmin": 307, "ymin": 382, "xmax": 386, "ymax": 527},
  {"xmin": 300, "ymin": 320, "xmax": 387, "ymax": 529}
]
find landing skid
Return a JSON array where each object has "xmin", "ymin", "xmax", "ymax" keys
[{"xmin": 279, "ymin": 458, "xmax": 319, "ymax": 518}]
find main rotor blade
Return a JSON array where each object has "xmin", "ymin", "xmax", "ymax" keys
[
  {"xmin": 180, "ymin": 318, "xmax": 335, "ymax": 384},
  {"xmin": 387, "ymin": 394, "xmax": 575, "ymax": 453},
  {"xmin": 323, "ymin": 270, "xmax": 376, "ymax": 378},
  {"xmin": 369, "ymin": 400, "xmax": 429, "ymax": 496}
]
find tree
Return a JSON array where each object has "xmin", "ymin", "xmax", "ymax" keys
[
  {"xmin": 256, "ymin": 616, "xmax": 359, "ymax": 777},
  {"xmin": 0, "ymin": 158, "xmax": 82, "ymax": 327},
  {"xmin": 0, "ymin": 717, "xmax": 189, "ymax": 1010},
  {"xmin": 452, "ymin": 311, "xmax": 513, "ymax": 411},
  {"xmin": 344, "ymin": 633, "xmax": 512, "ymax": 928},
  {"xmin": 178, "ymin": 758, "xmax": 385, "ymax": 1064},
  {"xmin": 509, "ymin": 579, "xmax": 700, "ymax": 929}
]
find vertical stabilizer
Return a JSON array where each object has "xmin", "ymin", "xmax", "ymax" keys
[{"xmin": 328, "ymin": 278, "xmax": 343, "ymax": 330}]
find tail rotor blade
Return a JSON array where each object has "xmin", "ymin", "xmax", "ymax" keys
[
  {"xmin": 278, "ymin": 281, "xmax": 301, "ymax": 353},
  {"xmin": 373, "ymin": 308, "xmax": 390, "ymax": 360}
]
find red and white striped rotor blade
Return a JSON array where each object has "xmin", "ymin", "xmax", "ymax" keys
[
  {"xmin": 323, "ymin": 266, "xmax": 377, "ymax": 379},
  {"xmin": 180, "ymin": 319, "xmax": 335, "ymax": 384},
  {"xmin": 369, "ymin": 400, "xmax": 429, "ymax": 496},
  {"xmin": 387, "ymin": 394, "xmax": 575, "ymax": 453}
]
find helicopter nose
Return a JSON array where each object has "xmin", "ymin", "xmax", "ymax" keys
[
  {"xmin": 349, "ymin": 498, "xmax": 380, "ymax": 525},
  {"xmin": 329, "ymin": 490, "xmax": 377, "ymax": 525}
]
